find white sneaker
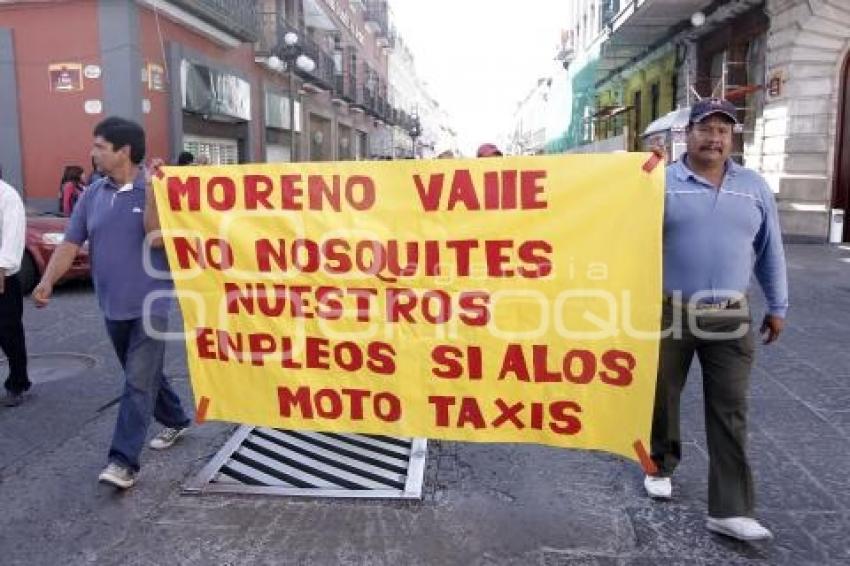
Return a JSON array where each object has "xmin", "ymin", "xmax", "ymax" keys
[
  {"xmin": 98, "ymin": 462, "xmax": 136, "ymax": 489},
  {"xmin": 706, "ymin": 516, "xmax": 773, "ymax": 541},
  {"xmin": 149, "ymin": 426, "xmax": 187, "ymax": 450},
  {"xmin": 644, "ymin": 475, "xmax": 672, "ymax": 499}
]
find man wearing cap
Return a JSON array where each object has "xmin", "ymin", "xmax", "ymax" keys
[
  {"xmin": 644, "ymin": 98, "xmax": 788, "ymax": 541},
  {"xmin": 476, "ymin": 143, "xmax": 503, "ymax": 158}
]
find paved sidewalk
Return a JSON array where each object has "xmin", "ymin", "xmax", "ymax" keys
[{"xmin": 1, "ymin": 244, "xmax": 849, "ymax": 565}]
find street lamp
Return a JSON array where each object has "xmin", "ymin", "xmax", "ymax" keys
[
  {"xmin": 408, "ymin": 112, "xmax": 421, "ymax": 158},
  {"xmin": 275, "ymin": 31, "xmax": 315, "ymax": 162}
]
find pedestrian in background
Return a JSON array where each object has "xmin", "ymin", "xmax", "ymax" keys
[
  {"xmin": 645, "ymin": 98, "xmax": 788, "ymax": 541},
  {"xmin": 88, "ymin": 157, "xmax": 103, "ymax": 186},
  {"xmin": 476, "ymin": 143, "xmax": 503, "ymax": 157},
  {"xmin": 33, "ymin": 117, "xmax": 191, "ymax": 490},
  {"xmin": 176, "ymin": 151, "xmax": 194, "ymax": 166},
  {"xmin": 0, "ymin": 165, "xmax": 31, "ymax": 407},
  {"xmin": 58, "ymin": 165, "xmax": 86, "ymax": 216}
]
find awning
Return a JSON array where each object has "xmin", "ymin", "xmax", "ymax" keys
[
  {"xmin": 590, "ymin": 105, "xmax": 634, "ymax": 119},
  {"xmin": 599, "ymin": 0, "xmax": 716, "ymax": 77},
  {"xmin": 597, "ymin": 0, "xmax": 764, "ymax": 86}
]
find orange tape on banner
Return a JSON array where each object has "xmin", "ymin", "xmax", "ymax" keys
[
  {"xmin": 633, "ymin": 439, "xmax": 658, "ymax": 474},
  {"xmin": 195, "ymin": 396, "xmax": 210, "ymax": 424},
  {"xmin": 642, "ymin": 153, "xmax": 662, "ymax": 173}
]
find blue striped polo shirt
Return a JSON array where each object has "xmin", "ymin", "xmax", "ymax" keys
[
  {"xmin": 664, "ymin": 155, "xmax": 789, "ymax": 317},
  {"xmin": 65, "ymin": 170, "xmax": 173, "ymax": 321}
]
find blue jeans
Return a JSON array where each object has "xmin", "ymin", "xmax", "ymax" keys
[{"xmin": 104, "ymin": 316, "xmax": 189, "ymax": 471}]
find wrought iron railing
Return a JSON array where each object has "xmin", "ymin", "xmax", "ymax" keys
[
  {"xmin": 298, "ymin": 34, "xmax": 335, "ymax": 90},
  {"xmin": 364, "ymin": 0, "xmax": 388, "ymax": 36},
  {"xmin": 172, "ymin": 0, "xmax": 259, "ymax": 41},
  {"xmin": 334, "ymin": 72, "xmax": 356, "ymax": 101},
  {"xmin": 256, "ymin": 12, "xmax": 280, "ymax": 55}
]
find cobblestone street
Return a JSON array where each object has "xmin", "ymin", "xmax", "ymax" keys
[{"xmin": 1, "ymin": 244, "xmax": 848, "ymax": 564}]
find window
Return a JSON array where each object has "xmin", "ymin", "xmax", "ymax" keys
[
  {"xmin": 709, "ymin": 51, "xmax": 725, "ymax": 97},
  {"xmin": 183, "ymin": 135, "xmax": 239, "ymax": 165},
  {"xmin": 632, "ymin": 90, "xmax": 642, "ymax": 150},
  {"xmin": 670, "ymin": 74, "xmax": 678, "ymax": 111},
  {"xmin": 650, "ymin": 82, "xmax": 660, "ymax": 121},
  {"xmin": 356, "ymin": 130, "xmax": 368, "ymax": 159},
  {"xmin": 333, "ymin": 35, "xmax": 344, "ymax": 76},
  {"xmin": 582, "ymin": 14, "xmax": 587, "ymax": 47}
]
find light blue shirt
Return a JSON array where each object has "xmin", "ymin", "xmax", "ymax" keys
[{"xmin": 664, "ymin": 155, "xmax": 789, "ymax": 317}]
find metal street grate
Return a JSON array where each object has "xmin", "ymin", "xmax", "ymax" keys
[{"xmin": 184, "ymin": 426, "xmax": 427, "ymax": 499}]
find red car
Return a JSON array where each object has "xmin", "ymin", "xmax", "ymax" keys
[{"xmin": 20, "ymin": 213, "xmax": 90, "ymax": 294}]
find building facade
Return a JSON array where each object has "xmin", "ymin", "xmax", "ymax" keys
[
  {"xmin": 506, "ymin": 78, "xmax": 552, "ymax": 155},
  {"xmin": 386, "ymin": 18, "xmax": 456, "ymax": 158},
  {"xmin": 254, "ymin": 0, "xmax": 393, "ymax": 163},
  {"xmin": 762, "ymin": 0, "xmax": 850, "ymax": 241},
  {"xmin": 544, "ymin": 0, "xmax": 607, "ymax": 153},
  {"xmin": 547, "ymin": 0, "xmax": 850, "ymax": 242},
  {"xmin": 0, "ymin": 0, "xmax": 445, "ymax": 208},
  {"xmin": 387, "ymin": 34, "xmax": 426, "ymax": 158}
]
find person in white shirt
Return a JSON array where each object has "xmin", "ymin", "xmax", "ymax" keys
[{"xmin": 0, "ymin": 168, "xmax": 30, "ymax": 407}]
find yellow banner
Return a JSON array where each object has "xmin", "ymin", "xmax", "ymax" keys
[{"xmin": 153, "ymin": 154, "xmax": 664, "ymax": 464}]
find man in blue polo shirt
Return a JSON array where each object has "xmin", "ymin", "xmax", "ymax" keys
[
  {"xmin": 644, "ymin": 98, "xmax": 788, "ymax": 541},
  {"xmin": 33, "ymin": 117, "xmax": 190, "ymax": 490}
]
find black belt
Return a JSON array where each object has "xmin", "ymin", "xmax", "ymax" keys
[{"xmin": 664, "ymin": 296, "xmax": 744, "ymax": 311}]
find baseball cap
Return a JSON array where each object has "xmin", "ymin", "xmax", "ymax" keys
[
  {"xmin": 689, "ymin": 98, "xmax": 739, "ymax": 124},
  {"xmin": 476, "ymin": 143, "xmax": 503, "ymax": 157}
]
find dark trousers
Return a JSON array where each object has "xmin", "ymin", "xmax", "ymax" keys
[
  {"xmin": 650, "ymin": 302, "xmax": 756, "ymax": 518},
  {"xmin": 0, "ymin": 274, "xmax": 30, "ymax": 394}
]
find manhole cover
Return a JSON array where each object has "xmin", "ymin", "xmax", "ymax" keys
[
  {"xmin": 0, "ymin": 353, "xmax": 98, "ymax": 384},
  {"xmin": 185, "ymin": 426, "xmax": 427, "ymax": 499}
]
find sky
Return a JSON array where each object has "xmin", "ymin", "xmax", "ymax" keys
[{"xmin": 389, "ymin": 0, "xmax": 571, "ymax": 155}]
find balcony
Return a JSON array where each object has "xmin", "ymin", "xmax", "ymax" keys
[
  {"xmin": 298, "ymin": 33, "xmax": 336, "ymax": 91},
  {"xmin": 557, "ymin": 29, "xmax": 575, "ymax": 64},
  {"xmin": 375, "ymin": 96, "xmax": 391, "ymax": 122},
  {"xmin": 364, "ymin": 0, "xmax": 388, "ymax": 36},
  {"xmin": 349, "ymin": 85, "xmax": 364, "ymax": 112},
  {"xmin": 602, "ymin": 0, "xmax": 622, "ymax": 26},
  {"xmin": 256, "ymin": 12, "xmax": 281, "ymax": 55},
  {"xmin": 362, "ymin": 87, "xmax": 377, "ymax": 116},
  {"xmin": 385, "ymin": 24, "xmax": 397, "ymax": 49},
  {"xmin": 597, "ymin": 0, "xmax": 722, "ymax": 81},
  {"xmin": 385, "ymin": 106, "xmax": 397, "ymax": 126},
  {"xmin": 333, "ymin": 72, "xmax": 356, "ymax": 103},
  {"xmin": 171, "ymin": 0, "xmax": 259, "ymax": 42},
  {"xmin": 395, "ymin": 110, "xmax": 414, "ymax": 131},
  {"xmin": 258, "ymin": 17, "xmax": 336, "ymax": 92}
]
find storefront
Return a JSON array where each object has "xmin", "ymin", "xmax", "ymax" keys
[{"xmin": 176, "ymin": 56, "xmax": 253, "ymax": 164}]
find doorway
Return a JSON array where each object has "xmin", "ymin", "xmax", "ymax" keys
[{"xmin": 833, "ymin": 51, "xmax": 850, "ymax": 242}]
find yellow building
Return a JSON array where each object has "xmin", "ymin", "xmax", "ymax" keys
[{"xmin": 594, "ymin": 51, "xmax": 677, "ymax": 151}]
